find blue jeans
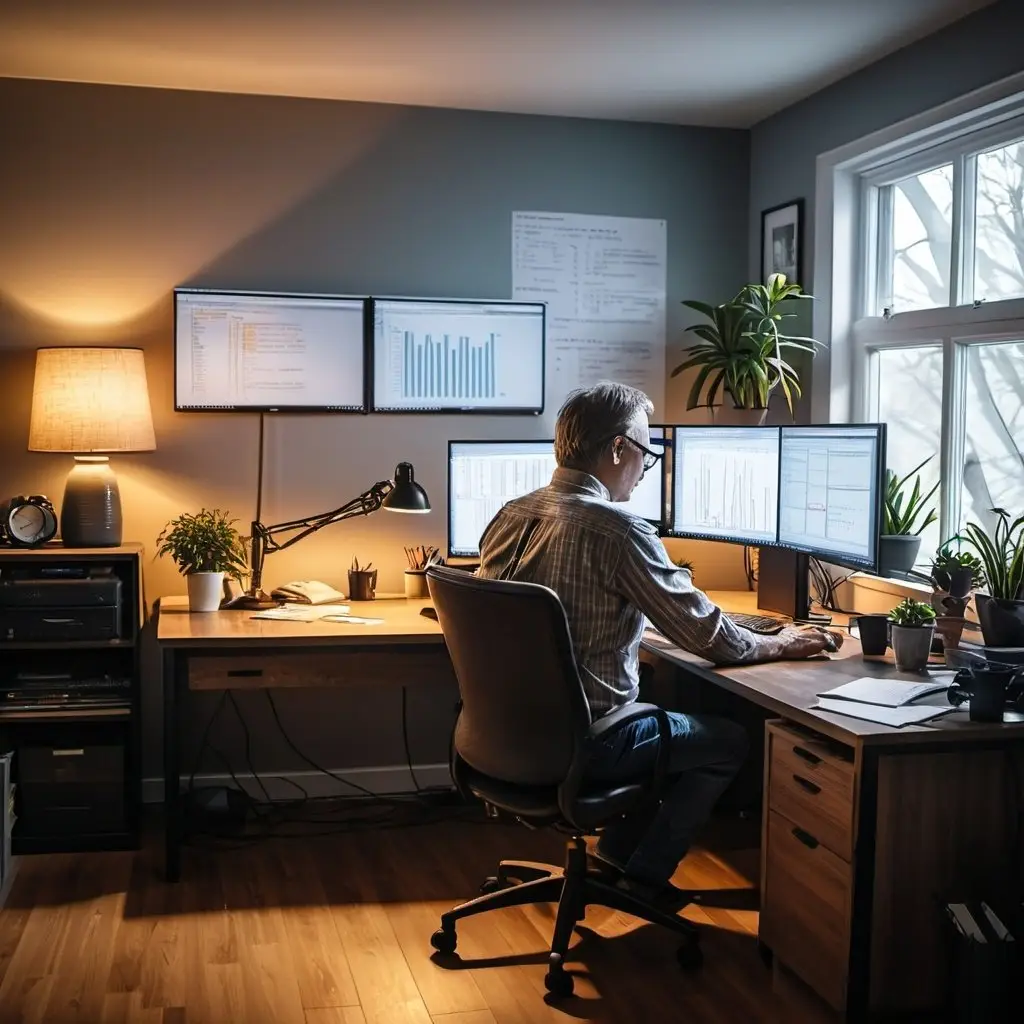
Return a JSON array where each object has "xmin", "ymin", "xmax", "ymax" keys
[{"xmin": 587, "ymin": 710, "xmax": 748, "ymax": 887}]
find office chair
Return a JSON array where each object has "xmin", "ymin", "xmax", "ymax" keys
[{"xmin": 425, "ymin": 565, "xmax": 701, "ymax": 999}]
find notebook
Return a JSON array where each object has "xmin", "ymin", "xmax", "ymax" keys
[
  {"xmin": 817, "ymin": 674, "xmax": 954, "ymax": 708},
  {"xmin": 816, "ymin": 697, "xmax": 956, "ymax": 727}
]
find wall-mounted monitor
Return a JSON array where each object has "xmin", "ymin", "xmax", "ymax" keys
[
  {"xmin": 669, "ymin": 426, "xmax": 781, "ymax": 547},
  {"xmin": 778, "ymin": 424, "xmax": 886, "ymax": 572},
  {"xmin": 447, "ymin": 430, "xmax": 667, "ymax": 559},
  {"xmin": 372, "ymin": 298, "xmax": 545, "ymax": 413},
  {"xmin": 174, "ymin": 289, "xmax": 367, "ymax": 412}
]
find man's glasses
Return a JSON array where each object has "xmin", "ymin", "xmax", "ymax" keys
[{"xmin": 620, "ymin": 436, "xmax": 662, "ymax": 472}]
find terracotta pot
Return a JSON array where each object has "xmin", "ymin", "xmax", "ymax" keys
[{"xmin": 934, "ymin": 615, "xmax": 966, "ymax": 653}]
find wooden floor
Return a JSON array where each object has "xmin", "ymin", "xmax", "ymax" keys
[{"xmin": 0, "ymin": 816, "xmax": 835, "ymax": 1023}]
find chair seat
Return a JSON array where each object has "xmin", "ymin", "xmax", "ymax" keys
[{"xmin": 461, "ymin": 765, "xmax": 648, "ymax": 831}]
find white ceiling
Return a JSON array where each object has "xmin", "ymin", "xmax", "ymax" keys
[{"xmin": 0, "ymin": 0, "xmax": 997, "ymax": 128}]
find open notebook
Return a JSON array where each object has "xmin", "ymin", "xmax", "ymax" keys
[{"xmin": 817, "ymin": 675, "xmax": 954, "ymax": 708}]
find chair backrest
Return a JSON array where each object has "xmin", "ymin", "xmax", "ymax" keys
[{"xmin": 426, "ymin": 566, "xmax": 593, "ymax": 786}]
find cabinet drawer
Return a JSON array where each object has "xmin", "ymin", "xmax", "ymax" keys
[
  {"xmin": 769, "ymin": 725, "xmax": 855, "ymax": 860},
  {"xmin": 761, "ymin": 810, "xmax": 853, "ymax": 1011},
  {"xmin": 187, "ymin": 649, "xmax": 455, "ymax": 690}
]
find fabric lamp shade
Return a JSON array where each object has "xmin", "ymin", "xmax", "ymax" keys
[
  {"xmin": 28, "ymin": 347, "xmax": 155, "ymax": 548},
  {"xmin": 29, "ymin": 347, "xmax": 156, "ymax": 453}
]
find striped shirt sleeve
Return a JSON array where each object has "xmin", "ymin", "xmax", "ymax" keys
[{"xmin": 616, "ymin": 522, "xmax": 781, "ymax": 665}]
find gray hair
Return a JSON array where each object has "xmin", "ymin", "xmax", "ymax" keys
[{"xmin": 554, "ymin": 382, "xmax": 654, "ymax": 471}]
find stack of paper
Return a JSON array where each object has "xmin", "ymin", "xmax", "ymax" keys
[
  {"xmin": 816, "ymin": 698, "xmax": 955, "ymax": 727},
  {"xmin": 815, "ymin": 674, "xmax": 958, "ymax": 727},
  {"xmin": 252, "ymin": 604, "xmax": 351, "ymax": 622}
]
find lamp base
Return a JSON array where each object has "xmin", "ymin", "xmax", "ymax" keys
[
  {"xmin": 222, "ymin": 589, "xmax": 282, "ymax": 611},
  {"xmin": 61, "ymin": 456, "xmax": 122, "ymax": 548}
]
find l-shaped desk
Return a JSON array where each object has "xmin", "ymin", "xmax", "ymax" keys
[{"xmin": 157, "ymin": 590, "xmax": 1024, "ymax": 1022}]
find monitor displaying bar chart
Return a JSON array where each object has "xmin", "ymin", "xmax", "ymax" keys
[
  {"xmin": 372, "ymin": 298, "xmax": 545, "ymax": 412},
  {"xmin": 670, "ymin": 427, "xmax": 780, "ymax": 546},
  {"xmin": 174, "ymin": 289, "xmax": 366, "ymax": 411}
]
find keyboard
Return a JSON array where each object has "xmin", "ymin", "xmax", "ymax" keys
[{"xmin": 729, "ymin": 612, "xmax": 787, "ymax": 635}]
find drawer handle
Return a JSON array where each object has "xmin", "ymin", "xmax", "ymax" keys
[
  {"xmin": 792, "ymin": 744, "xmax": 822, "ymax": 766},
  {"xmin": 792, "ymin": 774, "xmax": 821, "ymax": 795},
  {"xmin": 226, "ymin": 668, "xmax": 264, "ymax": 678},
  {"xmin": 792, "ymin": 826, "xmax": 820, "ymax": 849}
]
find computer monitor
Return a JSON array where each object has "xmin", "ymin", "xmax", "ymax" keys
[
  {"xmin": 371, "ymin": 297, "xmax": 545, "ymax": 413},
  {"xmin": 174, "ymin": 289, "xmax": 367, "ymax": 412},
  {"xmin": 448, "ymin": 441, "xmax": 556, "ymax": 558},
  {"xmin": 447, "ymin": 430, "xmax": 667, "ymax": 558},
  {"xmin": 778, "ymin": 424, "xmax": 886, "ymax": 572},
  {"xmin": 669, "ymin": 427, "xmax": 780, "ymax": 547}
]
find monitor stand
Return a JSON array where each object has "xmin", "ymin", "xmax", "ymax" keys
[{"xmin": 757, "ymin": 548, "xmax": 831, "ymax": 625}]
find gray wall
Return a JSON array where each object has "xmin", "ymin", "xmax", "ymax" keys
[
  {"xmin": 0, "ymin": 78, "xmax": 750, "ymax": 784},
  {"xmin": 749, "ymin": 0, "xmax": 1024, "ymax": 411}
]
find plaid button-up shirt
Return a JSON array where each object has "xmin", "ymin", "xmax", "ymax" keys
[{"xmin": 477, "ymin": 467, "xmax": 772, "ymax": 716}]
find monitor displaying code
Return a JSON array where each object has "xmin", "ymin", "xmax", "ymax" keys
[
  {"xmin": 671, "ymin": 427, "xmax": 780, "ymax": 546},
  {"xmin": 778, "ymin": 425, "xmax": 884, "ymax": 571},
  {"xmin": 175, "ymin": 290, "xmax": 366, "ymax": 411},
  {"xmin": 373, "ymin": 298, "xmax": 545, "ymax": 413}
]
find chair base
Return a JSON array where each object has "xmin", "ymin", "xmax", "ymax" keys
[{"xmin": 431, "ymin": 837, "xmax": 702, "ymax": 999}]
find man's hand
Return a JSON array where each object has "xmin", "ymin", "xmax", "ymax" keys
[{"xmin": 778, "ymin": 626, "xmax": 842, "ymax": 659}]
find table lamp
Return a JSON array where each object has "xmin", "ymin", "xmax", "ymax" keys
[
  {"xmin": 28, "ymin": 347, "xmax": 156, "ymax": 547},
  {"xmin": 236, "ymin": 439, "xmax": 431, "ymax": 608}
]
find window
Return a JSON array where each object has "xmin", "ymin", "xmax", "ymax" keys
[{"xmin": 835, "ymin": 89, "xmax": 1024, "ymax": 562}]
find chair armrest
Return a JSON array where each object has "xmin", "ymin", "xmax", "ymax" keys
[{"xmin": 558, "ymin": 702, "xmax": 673, "ymax": 826}]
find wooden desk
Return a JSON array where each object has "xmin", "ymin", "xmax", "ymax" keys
[
  {"xmin": 641, "ymin": 590, "xmax": 1024, "ymax": 1021},
  {"xmin": 157, "ymin": 596, "xmax": 452, "ymax": 882}
]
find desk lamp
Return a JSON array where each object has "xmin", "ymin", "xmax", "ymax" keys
[
  {"xmin": 28, "ymin": 347, "xmax": 156, "ymax": 547},
  {"xmin": 235, "ymin": 417, "xmax": 430, "ymax": 608}
]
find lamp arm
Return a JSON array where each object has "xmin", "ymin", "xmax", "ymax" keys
[{"xmin": 258, "ymin": 479, "xmax": 394, "ymax": 555}]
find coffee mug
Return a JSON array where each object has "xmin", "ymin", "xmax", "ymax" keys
[
  {"xmin": 850, "ymin": 614, "xmax": 890, "ymax": 656},
  {"xmin": 966, "ymin": 668, "xmax": 1014, "ymax": 723}
]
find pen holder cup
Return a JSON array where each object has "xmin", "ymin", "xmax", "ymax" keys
[
  {"xmin": 404, "ymin": 570, "xmax": 429, "ymax": 599},
  {"xmin": 348, "ymin": 569, "xmax": 377, "ymax": 602},
  {"xmin": 850, "ymin": 614, "xmax": 890, "ymax": 656}
]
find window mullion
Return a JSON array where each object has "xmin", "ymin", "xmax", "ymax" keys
[
  {"xmin": 949, "ymin": 154, "xmax": 965, "ymax": 306},
  {"xmin": 940, "ymin": 337, "xmax": 968, "ymax": 540},
  {"xmin": 960, "ymin": 154, "xmax": 978, "ymax": 308},
  {"xmin": 876, "ymin": 186, "xmax": 894, "ymax": 317}
]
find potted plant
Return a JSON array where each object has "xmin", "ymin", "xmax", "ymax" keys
[
  {"xmin": 888, "ymin": 598, "xmax": 936, "ymax": 672},
  {"xmin": 962, "ymin": 508, "xmax": 1024, "ymax": 648},
  {"xmin": 929, "ymin": 539, "xmax": 985, "ymax": 652},
  {"xmin": 879, "ymin": 456, "xmax": 938, "ymax": 574},
  {"xmin": 670, "ymin": 273, "xmax": 817, "ymax": 425},
  {"xmin": 156, "ymin": 508, "xmax": 248, "ymax": 612}
]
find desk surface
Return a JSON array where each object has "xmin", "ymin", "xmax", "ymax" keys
[
  {"xmin": 156, "ymin": 595, "xmax": 444, "ymax": 648},
  {"xmin": 643, "ymin": 589, "xmax": 1024, "ymax": 747}
]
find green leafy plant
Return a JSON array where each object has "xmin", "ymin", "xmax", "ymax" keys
[
  {"xmin": 930, "ymin": 539, "xmax": 986, "ymax": 592},
  {"xmin": 670, "ymin": 273, "xmax": 817, "ymax": 415},
  {"xmin": 888, "ymin": 597, "xmax": 937, "ymax": 627},
  {"xmin": 962, "ymin": 508, "xmax": 1024, "ymax": 601},
  {"xmin": 674, "ymin": 558, "xmax": 695, "ymax": 580},
  {"xmin": 882, "ymin": 457, "xmax": 939, "ymax": 536},
  {"xmin": 156, "ymin": 508, "xmax": 248, "ymax": 579}
]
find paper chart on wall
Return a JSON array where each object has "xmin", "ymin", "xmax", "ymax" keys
[{"xmin": 511, "ymin": 211, "xmax": 667, "ymax": 415}]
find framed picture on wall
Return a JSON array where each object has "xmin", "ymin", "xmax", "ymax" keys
[{"xmin": 761, "ymin": 199, "xmax": 804, "ymax": 285}]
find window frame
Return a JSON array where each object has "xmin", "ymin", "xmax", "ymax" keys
[{"xmin": 814, "ymin": 71, "xmax": 1024, "ymax": 553}]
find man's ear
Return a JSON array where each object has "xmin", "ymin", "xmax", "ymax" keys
[{"xmin": 611, "ymin": 438, "xmax": 622, "ymax": 465}]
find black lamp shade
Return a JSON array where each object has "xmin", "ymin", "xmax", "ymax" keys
[{"xmin": 383, "ymin": 462, "xmax": 430, "ymax": 513}]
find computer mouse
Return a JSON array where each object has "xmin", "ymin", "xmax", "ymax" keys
[
  {"xmin": 420, "ymin": 605, "xmax": 438, "ymax": 620},
  {"xmin": 821, "ymin": 629, "xmax": 843, "ymax": 654}
]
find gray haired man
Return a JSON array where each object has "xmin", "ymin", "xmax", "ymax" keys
[{"xmin": 478, "ymin": 382, "xmax": 832, "ymax": 906}]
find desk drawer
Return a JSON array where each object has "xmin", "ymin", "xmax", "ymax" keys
[
  {"xmin": 768, "ymin": 723, "xmax": 855, "ymax": 860},
  {"xmin": 761, "ymin": 809, "xmax": 852, "ymax": 1011},
  {"xmin": 187, "ymin": 650, "xmax": 455, "ymax": 690}
]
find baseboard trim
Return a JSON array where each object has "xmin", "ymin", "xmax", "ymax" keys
[{"xmin": 141, "ymin": 763, "xmax": 453, "ymax": 805}]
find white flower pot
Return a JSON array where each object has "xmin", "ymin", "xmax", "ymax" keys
[
  {"xmin": 890, "ymin": 624, "xmax": 934, "ymax": 673},
  {"xmin": 187, "ymin": 571, "xmax": 224, "ymax": 612}
]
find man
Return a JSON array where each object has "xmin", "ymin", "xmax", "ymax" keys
[{"xmin": 477, "ymin": 382, "xmax": 834, "ymax": 906}]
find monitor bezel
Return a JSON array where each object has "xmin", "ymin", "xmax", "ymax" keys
[
  {"xmin": 777, "ymin": 423, "xmax": 887, "ymax": 574},
  {"xmin": 173, "ymin": 287, "xmax": 370, "ymax": 413},
  {"xmin": 666, "ymin": 425, "xmax": 783, "ymax": 549},
  {"xmin": 369, "ymin": 296, "xmax": 546, "ymax": 415},
  {"xmin": 446, "ymin": 432, "xmax": 669, "ymax": 558}
]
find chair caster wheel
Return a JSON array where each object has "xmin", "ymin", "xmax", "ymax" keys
[
  {"xmin": 479, "ymin": 877, "xmax": 508, "ymax": 894},
  {"xmin": 544, "ymin": 968, "xmax": 574, "ymax": 998},
  {"xmin": 677, "ymin": 939, "xmax": 703, "ymax": 971},
  {"xmin": 430, "ymin": 927, "xmax": 457, "ymax": 954}
]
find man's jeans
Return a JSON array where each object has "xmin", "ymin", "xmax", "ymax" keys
[{"xmin": 587, "ymin": 710, "xmax": 748, "ymax": 887}]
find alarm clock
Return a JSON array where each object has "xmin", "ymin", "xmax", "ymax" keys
[{"xmin": 5, "ymin": 495, "xmax": 58, "ymax": 548}]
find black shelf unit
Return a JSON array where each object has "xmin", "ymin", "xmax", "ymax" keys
[{"xmin": 0, "ymin": 543, "xmax": 144, "ymax": 855}]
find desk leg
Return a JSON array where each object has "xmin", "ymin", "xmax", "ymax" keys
[{"xmin": 163, "ymin": 648, "xmax": 182, "ymax": 883}]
